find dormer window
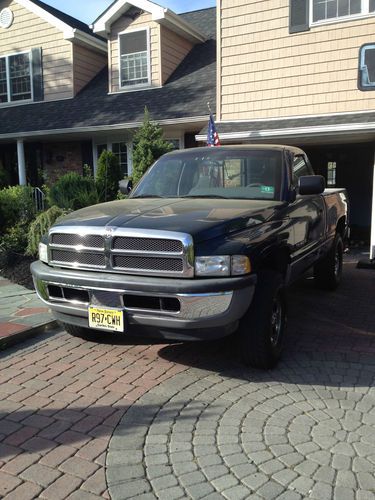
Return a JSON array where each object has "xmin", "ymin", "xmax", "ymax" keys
[
  {"xmin": 0, "ymin": 52, "xmax": 32, "ymax": 103},
  {"xmin": 119, "ymin": 28, "xmax": 150, "ymax": 89}
]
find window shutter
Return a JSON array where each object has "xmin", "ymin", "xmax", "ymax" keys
[
  {"xmin": 289, "ymin": 0, "xmax": 310, "ymax": 34},
  {"xmin": 31, "ymin": 47, "xmax": 43, "ymax": 102}
]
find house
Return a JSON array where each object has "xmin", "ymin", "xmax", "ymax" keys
[
  {"xmin": 196, "ymin": 0, "xmax": 375, "ymax": 255},
  {"xmin": 0, "ymin": 0, "xmax": 216, "ymax": 184},
  {"xmin": 1, "ymin": 0, "xmax": 374, "ymax": 255}
]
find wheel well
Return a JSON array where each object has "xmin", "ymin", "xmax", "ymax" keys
[
  {"xmin": 336, "ymin": 217, "xmax": 346, "ymax": 238},
  {"xmin": 261, "ymin": 248, "xmax": 290, "ymax": 278}
]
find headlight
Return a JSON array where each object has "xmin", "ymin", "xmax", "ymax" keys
[
  {"xmin": 195, "ymin": 256, "xmax": 231, "ymax": 276},
  {"xmin": 38, "ymin": 242, "xmax": 48, "ymax": 264},
  {"xmin": 195, "ymin": 255, "xmax": 251, "ymax": 277}
]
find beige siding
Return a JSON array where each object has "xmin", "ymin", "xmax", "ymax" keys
[
  {"xmin": 110, "ymin": 11, "xmax": 160, "ymax": 93},
  {"xmin": 73, "ymin": 44, "xmax": 107, "ymax": 95},
  {"xmin": 160, "ymin": 26, "xmax": 193, "ymax": 83},
  {"xmin": 0, "ymin": 0, "xmax": 73, "ymax": 101},
  {"xmin": 219, "ymin": 0, "xmax": 375, "ymax": 120}
]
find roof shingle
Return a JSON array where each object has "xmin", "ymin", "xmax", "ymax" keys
[{"xmin": 0, "ymin": 7, "xmax": 216, "ymax": 137}]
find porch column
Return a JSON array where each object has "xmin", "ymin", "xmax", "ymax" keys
[
  {"xmin": 17, "ymin": 139, "xmax": 26, "ymax": 186},
  {"xmin": 371, "ymin": 160, "xmax": 375, "ymax": 261}
]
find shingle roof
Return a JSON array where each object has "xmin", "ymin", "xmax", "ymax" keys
[
  {"xmin": 29, "ymin": 0, "xmax": 104, "ymax": 40},
  {"xmin": 0, "ymin": 7, "xmax": 216, "ymax": 137}
]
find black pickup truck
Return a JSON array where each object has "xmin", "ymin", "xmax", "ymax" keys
[{"xmin": 31, "ymin": 145, "xmax": 349, "ymax": 369}]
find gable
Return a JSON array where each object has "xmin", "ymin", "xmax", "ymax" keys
[{"xmin": 0, "ymin": 0, "xmax": 74, "ymax": 101}]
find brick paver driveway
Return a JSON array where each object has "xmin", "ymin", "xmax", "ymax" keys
[{"xmin": 0, "ymin": 258, "xmax": 374, "ymax": 499}]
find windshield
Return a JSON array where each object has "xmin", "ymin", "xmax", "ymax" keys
[{"xmin": 131, "ymin": 149, "xmax": 283, "ymax": 200}]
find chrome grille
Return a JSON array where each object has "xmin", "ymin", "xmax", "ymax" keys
[
  {"xmin": 112, "ymin": 237, "xmax": 183, "ymax": 253},
  {"xmin": 51, "ymin": 233, "xmax": 104, "ymax": 249},
  {"xmin": 113, "ymin": 255, "xmax": 184, "ymax": 272},
  {"xmin": 51, "ymin": 250, "xmax": 105, "ymax": 268},
  {"xmin": 48, "ymin": 227, "xmax": 194, "ymax": 277}
]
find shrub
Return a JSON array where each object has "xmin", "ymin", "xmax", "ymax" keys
[
  {"xmin": 0, "ymin": 185, "xmax": 35, "ymax": 235},
  {"xmin": 96, "ymin": 151, "xmax": 122, "ymax": 202},
  {"xmin": 0, "ymin": 223, "xmax": 28, "ymax": 254},
  {"xmin": 48, "ymin": 172, "xmax": 99, "ymax": 210},
  {"xmin": 132, "ymin": 107, "xmax": 173, "ymax": 185},
  {"xmin": 26, "ymin": 206, "xmax": 66, "ymax": 257}
]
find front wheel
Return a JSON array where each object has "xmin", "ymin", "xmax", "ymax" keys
[
  {"xmin": 314, "ymin": 234, "xmax": 343, "ymax": 290},
  {"xmin": 237, "ymin": 270, "xmax": 287, "ymax": 369},
  {"xmin": 60, "ymin": 322, "xmax": 96, "ymax": 340}
]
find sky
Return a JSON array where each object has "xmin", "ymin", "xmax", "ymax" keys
[{"xmin": 43, "ymin": 0, "xmax": 216, "ymax": 24}]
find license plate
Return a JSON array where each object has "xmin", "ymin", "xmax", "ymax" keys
[{"xmin": 88, "ymin": 306, "xmax": 124, "ymax": 332}]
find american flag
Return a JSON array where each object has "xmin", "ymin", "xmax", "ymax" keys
[{"xmin": 207, "ymin": 113, "xmax": 221, "ymax": 147}]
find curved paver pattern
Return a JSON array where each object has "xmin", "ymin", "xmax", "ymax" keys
[
  {"xmin": 107, "ymin": 261, "xmax": 375, "ymax": 500},
  {"xmin": 108, "ymin": 356, "xmax": 375, "ymax": 500}
]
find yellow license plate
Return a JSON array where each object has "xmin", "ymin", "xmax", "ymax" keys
[{"xmin": 88, "ymin": 306, "xmax": 124, "ymax": 332}]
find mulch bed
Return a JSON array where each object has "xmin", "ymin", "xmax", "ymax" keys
[{"xmin": 0, "ymin": 253, "xmax": 35, "ymax": 290}]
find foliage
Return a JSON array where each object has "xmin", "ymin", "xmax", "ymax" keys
[
  {"xmin": 48, "ymin": 172, "xmax": 99, "ymax": 210},
  {"xmin": 0, "ymin": 223, "xmax": 29, "ymax": 256},
  {"xmin": 0, "ymin": 185, "xmax": 35, "ymax": 235},
  {"xmin": 132, "ymin": 107, "xmax": 173, "ymax": 185},
  {"xmin": 26, "ymin": 206, "xmax": 66, "ymax": 257},
  {"xmin": 96, "ymin": 151, "xmax": 122, "ymax": 202}
]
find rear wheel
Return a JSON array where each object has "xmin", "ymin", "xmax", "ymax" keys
[
  {"xmin": 237, "ymin": 270, "xmax": 287, "ymax": 369},
  {"xmin": 314, "ymin": 234, "xmax": 343, "ymax": 290}
]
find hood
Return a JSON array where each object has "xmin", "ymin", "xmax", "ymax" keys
[{"xmin": 54, "ymin": 198, "xmax": 283, "ymax": 243}]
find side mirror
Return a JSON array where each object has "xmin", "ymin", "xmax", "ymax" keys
[
  {"xmin": 119, "ymin": 179, "xmax": 133, "ymax": 195},
  {"xmin": 298, "ymin": 175, "xmax": 325, "ymax": 195}
]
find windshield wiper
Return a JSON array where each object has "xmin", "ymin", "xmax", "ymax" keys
[
  {"xmin": 181, "ymin": 195, "xmax": 228, "ymax": 199},
  {"xmin": 131, "ymin": 195, "xmax": 165, "ymax": 199}
]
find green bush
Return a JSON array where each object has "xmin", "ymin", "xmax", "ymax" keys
[
  {"xmin": 26, "ymin": 206, "xmax": 66, "ymax": 257},
  {"xmin": 48, "ymin": 172, "xmax": 99, "ymax": 210},
  {"xmin": 96, "ymin": 150, "xmax": 122, "ymax": 202},
  {"xmin": 0, "ymin": 185, "xmax": 35, "ymax": 235},
  {"xmin": 0, "ymin": 223, "xmax": 28, "ymax": 255},
  {"xmin": 132, "ymin": 107, "xmax": 173, "ymax": 185}
]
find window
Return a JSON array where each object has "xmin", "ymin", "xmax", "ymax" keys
[
  {"xmin": 292, "ymin": 155, "xmax": 313, "ymax": 185},
  {"xmin": 327, "ymin": 161, "xmax": 337, "ymax": 186},
  {"xmin": 0, "ymin": 52, "xmax": 32, "ymax": 103},
  {"xmin": 112, "ymin": 142, "xmax": 128, "ymax": 176},
  {"xmin": 359, "ymin": 44, "xmax": 375, "ymax": 90},
  {"xmin": 119, "ymin": 29, "xmax": 149, "ymax": 88},
  {"xmin": 312, "ymin": 0, "xmax": 375, "ymax": 23},
  {"xmin": 166, "ymin": 139, "xmax": 181, "ymax": 151}
]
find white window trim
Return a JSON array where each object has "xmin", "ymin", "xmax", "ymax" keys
[
  {"xmin": 118, "ymin": 26, "xmax": 151, "ymax": 91},
  {"xmin": 310, "ymin": 0, "xmax": 375, "ymax": 27},
  {"xmin": 0, "ymin": 50, "xmax": 33, "ymax": 106},
  {"xmin": 165, "ymin": 135, "xmax": 185, "ymax": 150},
  {"xmin": 93, "ymin": 139, "xmax": 133, "ymax": 177}
]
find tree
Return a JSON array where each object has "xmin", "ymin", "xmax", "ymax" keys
[
  {"xmin": 96, "ymin": 150, "xmax": 122, "ymax": 202},
  {"xmin": 132, "ymin": 107, "xmax": 173, "ymax": 185}
]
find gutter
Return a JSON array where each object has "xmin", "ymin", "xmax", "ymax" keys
[
  {"xmin": 195, "ymin": 121, "xmax": 375, "ymax": 142},
  {"xmin": 0, "ymin": 116, "xmax": 208, "ymax": 141}
]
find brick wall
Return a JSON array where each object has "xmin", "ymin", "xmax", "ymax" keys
[{"xmin": 43, "ymin": 142, "xmax": 83, "ymax": 184}]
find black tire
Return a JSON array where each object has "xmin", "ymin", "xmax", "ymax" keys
[
  {"xmin": 237, "ymin": 270, "xmax": 287, "ymax": 370},
  {"xmin": 314, "ymin": 234, "xmax": 343, "ymax": 291},
  {"xmin": 60, "ymin": 322, "xmax": 95, "ymax": 340}
]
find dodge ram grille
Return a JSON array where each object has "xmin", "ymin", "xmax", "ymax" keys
[{"xmin": 48, "ymin": 228, "xmax": 194, "ymax": 277}]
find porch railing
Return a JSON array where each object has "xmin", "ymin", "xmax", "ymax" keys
[{"xmin": 32, "ymin": 187, "xmax": 45, "ymax": 212}]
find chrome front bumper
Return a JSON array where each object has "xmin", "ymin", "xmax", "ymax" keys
[{"xmin": 31, "ymin": 261, "xmax": 256, "ymax": 339}]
